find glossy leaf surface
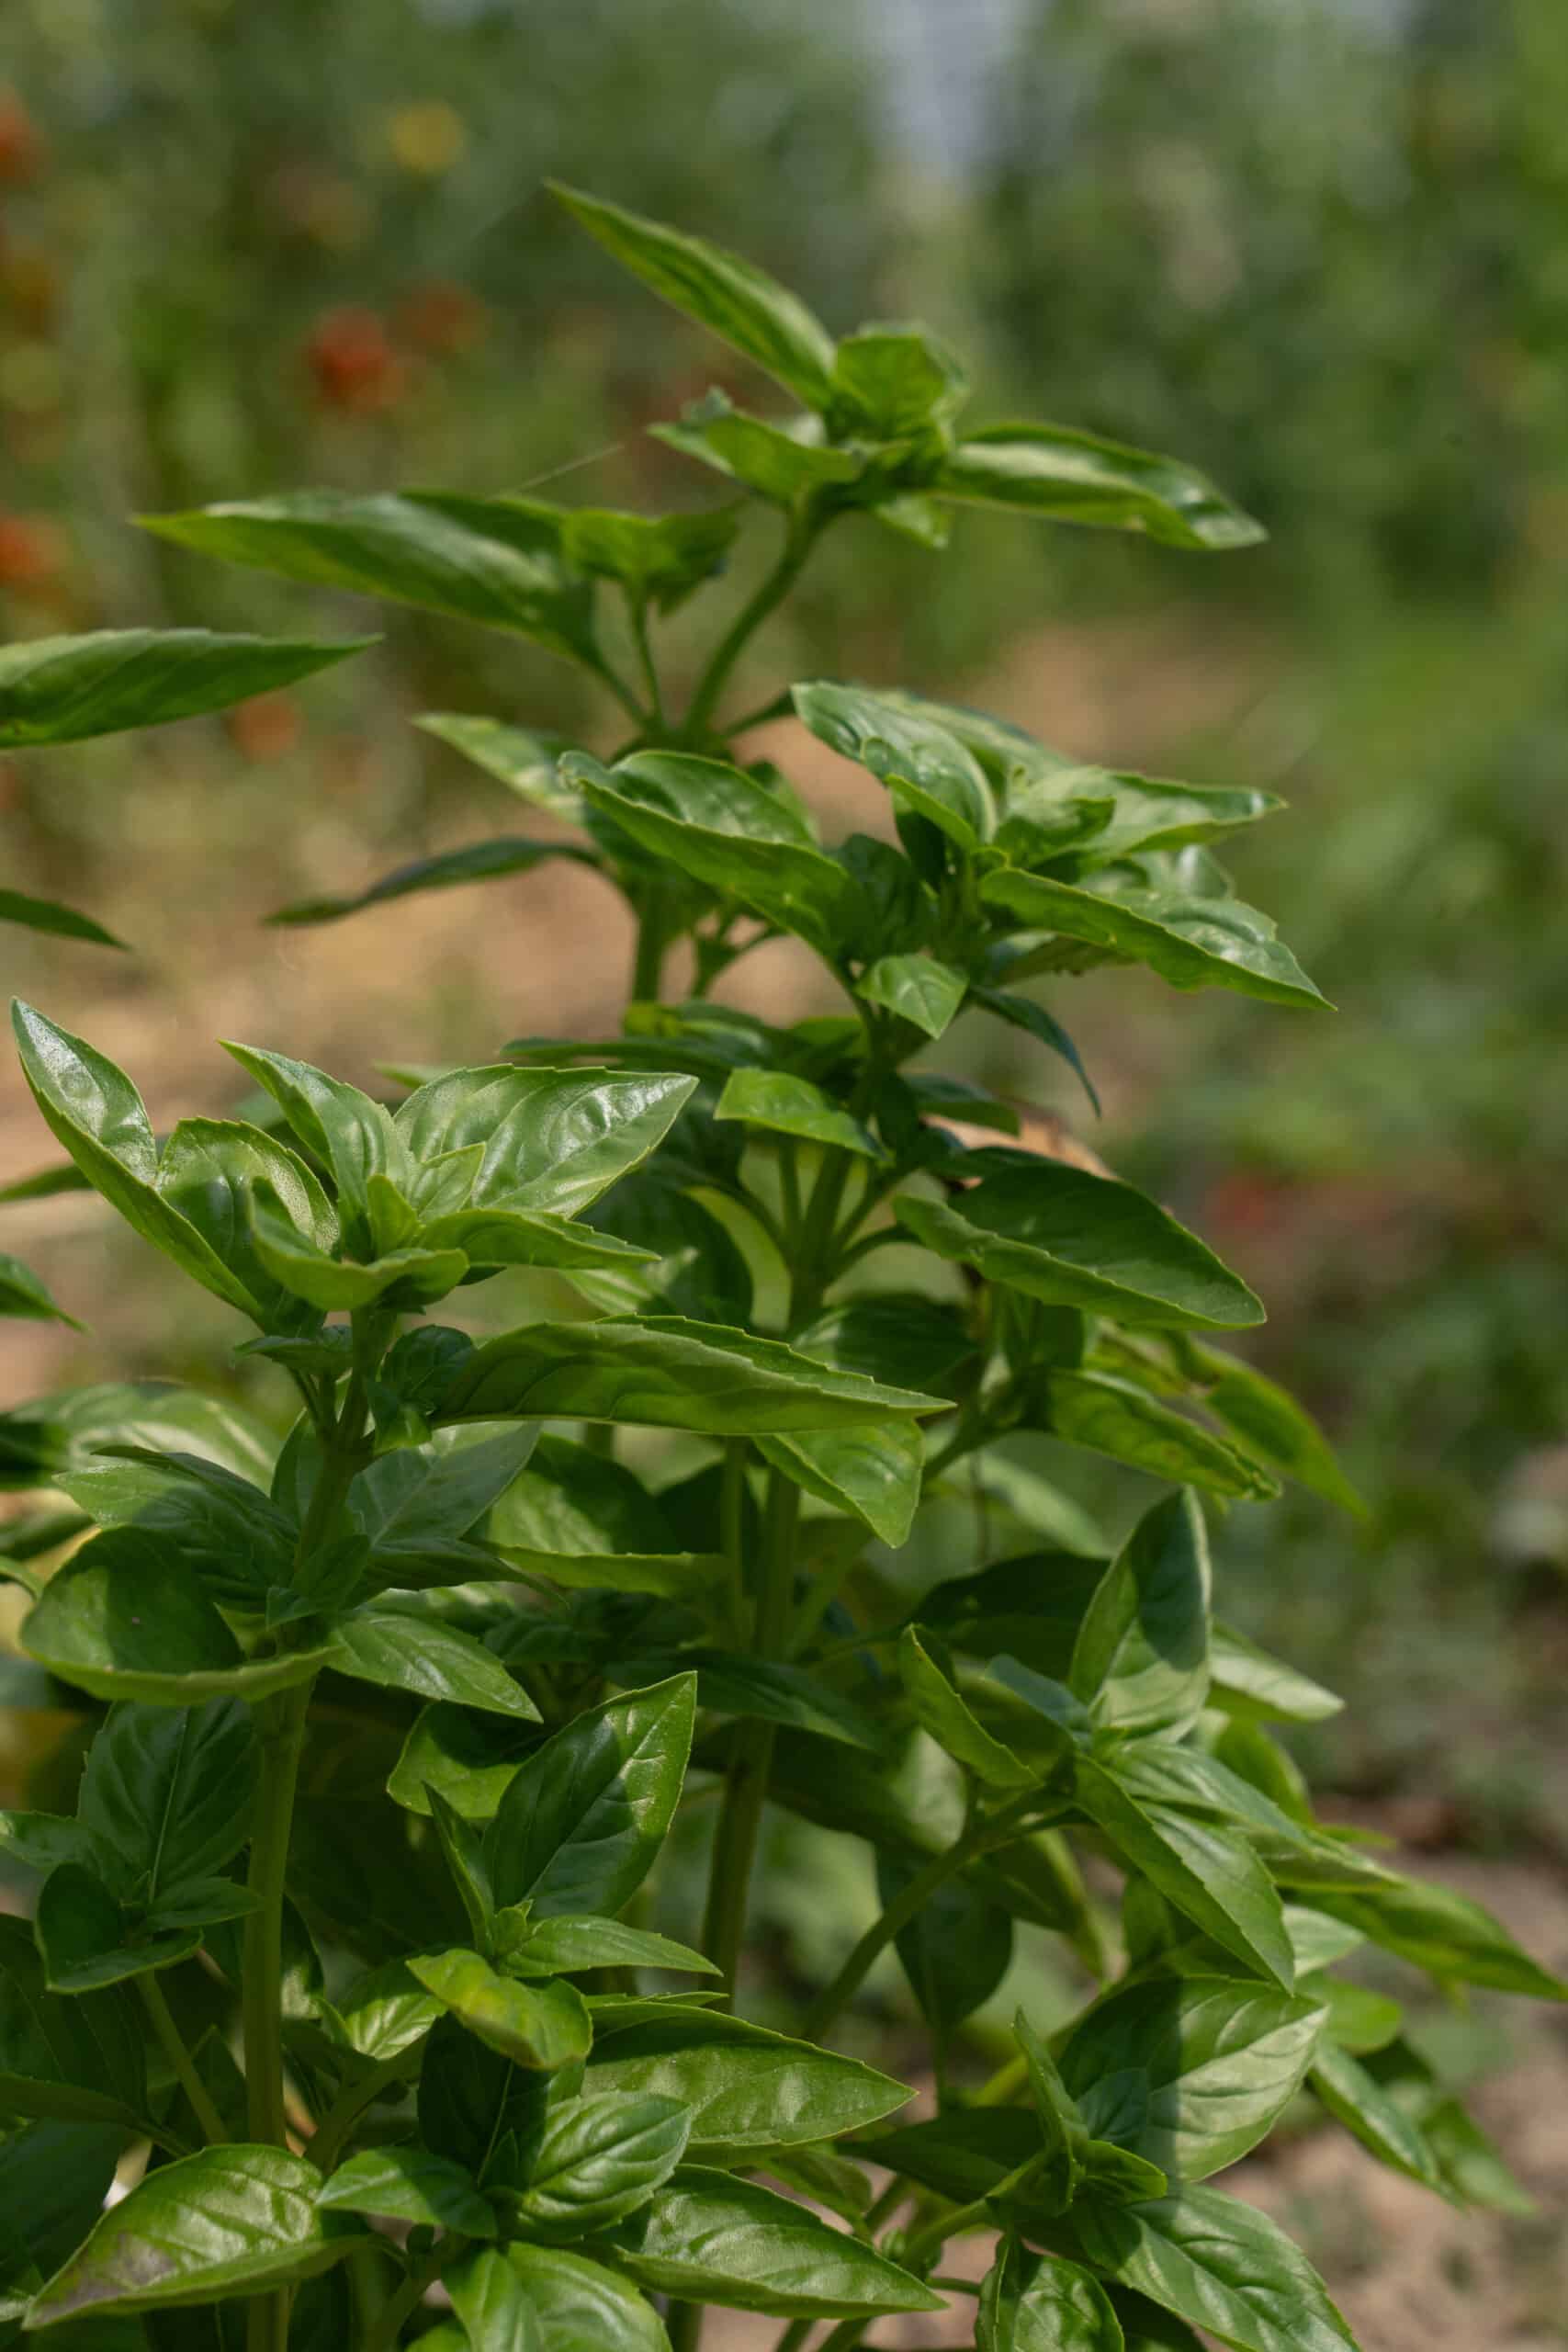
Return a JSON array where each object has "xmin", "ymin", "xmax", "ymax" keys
[
  {"xmin": 27, "ymin": 2145, "xmax": 363, "ymax": 2324},
  {"xmin": 607, "ymin": 2167, "xmax": 942, "ymax": 2318},
  {"xmin": 0, "ymin": 628, "xmax": 368, "ymax": 749}
]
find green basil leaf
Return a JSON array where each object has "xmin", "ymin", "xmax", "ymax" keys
[
  {"xmin": 1310, "ymin": 1872, "xmax": 1568, "ymax": 2002},
  {"xmin": 484, "ymin": 1676, "xmax": 694, "ymax": 1917},
  {"xmin": 932, "ymin": 424, "xmax": 1263, "ymax": 551},
  {"xmin": 27, "ymin": 2145, "xmax": 365, "ymax": 2324},
  {"xmin": 792, "ymin": 1294, "xmax": 979, "ymax": 1403},
  {"xmin": 829, "ymin": 325, "xmax": 968, "ymax": 438},
  {"xmin": 653, "ymin": 391, "xmax": 863, "ymax": 504},
  {"xmin": 1061, "ymin": 1978, "xmax": 1326, "ymax": 2183},
  {"xmin": 550, "ymin": 185, "xmax": 836, "ymax": 408},
  {"xmin": 1303, "ymin": 1976, "xmax": 1401, "ymax": 2055},
  {"xmin": 1185, "ymin": 1347, "xmax": 1363, "ymax": 1515},
  {"xmin": 794, "ymin": 681, "xmax": 996, "ymax": 850},
  {"xmin": 479, "ymin": 1435, "xmax": 722, "ymax": 1601},
  {"xmin": 0, "ymin": 1811, "xmax": 93, "ymax": 1875},
  {"xmin": 605, "ymin": 2166, "xmax": 942, "ymax": 2318},
  {"xmin": 434, "ymin": 1317, "xmax": 938, "ymax": 1435},
  {"xmin": 1075, "ymin": 1755, "xmax": 1293, "ymax": 1989},
  {"xmin": 0, "ymin": 889, "xmax": 125, "ymax": 956},
  {"xmin": 0, "ymin": 1251, "xmax": 84, "ymax": 1332},
  {"xmin": 1042, "ymin": 1373, "xmax": 1281, "ymax": 1501},
  {"xmin": 1016, "ymin": 2006, "xmax": 1090, "ymax": 2213},
  {"xmin": 12, "ymin": 1005, "xmax": 264, "ymax": 1319},
  {"xmin": 757, "ymin": 1420, "xmax": 922, "ymax": 1548},
  {"xmin": 142, "ymin": 493, "xmax": 601, "ymax": 669},
  {"xmin": 715, "ymin": 1069, "xmax": 886, "ymax": 1162},
  {"xmin": 415, "ymin": 714, "xmax": 579, "ymax": 823},
  {"xmin": 979, "ymin": 2239, "xmax": 1125, "ymax": 2352},
  {"xmin": 1208, "ymin": 1624, "xmax": 1343, "ymax": 1725},
  {"xmin": 567, "ymin": 750, "xmax": 852, "ymax": 956},
  {"xmin": 498, "ymin": 1916, "xmax": 716, "ymax": 1983},
  {"xmin": 0, "ymin": 1381, "xmax": 276, "ymax": 1496},
  {"xmin": 1070, "ymin": 1490, "xmax": 1212, "ymax": 1732},
  {"xmin": 0, "ymin": 628, "xmax": 368, "ymax": 749},
  {"xmin": 585, "ymin": 2003, "xmax": 909, "ymax": 2157},
  {"xmin": 897, "ymin": 1169, "xmax": 1262, "ymax": 1334},
  {"xmin": 59, "ymin": 1449, "xmax": 292, "ymax": 1613},
  {"xmin": 445, "ymin": 2245, "xmax": 543, "ymax": 2352},
  {"xmin": 21, "ymin": 1530, "xmax": 327, "ymax": 1706},
  {"xmin": 329, "ymin": 1609, "xmax": 538, "ymax": 1720},
  {"xmin": 1308, "ymin": 2040, "xmax": 1442, "ymax": 2190},
  {"xmin": 646, "ymin": 1651, "xmax": 880, "ymax": 1751},
  {"xmin": 351, "ymin": 1424, "xmax": 538, "ymax": 1555},
  {"xmin": 855, "ymin": 953, "xmax": 967, "ymax": 1041},
  {"xmin": 560, "ymin": 503, "xmax": 741, "ymax": 613},
  {"xmin": 0, "ymin": 1916, "xmax": 147, "ymax": 2130},
  {"xmin": 502, "ymin": 2245, "xmax": 671, "ymax": 2352},
  {"xmin": 972, "ymin": 986, "xmax": 1100, "ymax": 1114},
  {"xmin": 316, "ymin": 2146, "xmax": 497, "ymax": 2237},
  {"xmin": 881, "ymin": 1857, "xmax": 1014, "ymax": 2037},
  {"xmin": 411, "ymin": 1951, "xmax": 591, "ymax": 2072},
  {"xmin": 982, "ymin": 868, "xmax": 1325, "ymax": 1010},
  {"xmin": 154, "ymin": 1118, "xmax": 336, "ymax": 1335},
  {"xmin": 77, "ymin": 1701, "xmax": 255, "ymax": 1904},
  {"xmin": 898, "ymin": 1627, "xmax": 1033, "ymax": 1790},
  {"xmin": 395, "ymin": 1066, "xmax": 694, "ymax": 1220},
  {"xmin": 249, "ymin": 1195, "xmax": 466, "ymax": 1313},
  {"xmin": 918, "ymin": 1552, "xmax": 1108, "ymax": 1678},
  {"xmin": 0, "ymin": 2120, "xmax": 129, "ymax": 2312},
  {"xmin": 389, "ymin": 1707, "xmax": 539, "ymax": 1824},
  {"xmin": 1053, "ymin": 770, "xmax": 1280, "ymax": 867},
  {"xmin": 866, "ymin": 2107, "xmax": 1043, "ymax": 2205},
  {"xmin": 497, "ymin": 2092, "xmax": 689, "ymax": 2241},
  {"xmin": 36, "ymin": 1861, "xmax": 199, "ymax": 1991},
  {"xmin": 1073, "ymin": 2186, "xmax": 1358, "ymax": 2352},
  {"xmin": 268, "ymin": 836, "xmax": 593, "ymax": 928},
  {"xmin": 418, "ymin": 2011, "xmax": 548, "ymax": 2174}
]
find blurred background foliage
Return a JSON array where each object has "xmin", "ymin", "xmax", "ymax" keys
[{"xmin": 1, "ymin": 0, "xmax": 1565, "ymax": 1878}]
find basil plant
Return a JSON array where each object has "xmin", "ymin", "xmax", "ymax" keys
[{"xmin": 1, "ymin": 188, "xmax": 1559, "ymax": 2352}]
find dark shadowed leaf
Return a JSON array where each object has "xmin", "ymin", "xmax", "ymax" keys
[{"xmin": 267, "ymin": 836, "xmax": 594, "ymax": 927}]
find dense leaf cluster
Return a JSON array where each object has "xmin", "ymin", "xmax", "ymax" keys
[{"xmin": 0, "ymin": 188, "xmax": 1557, "ymax": 2352}]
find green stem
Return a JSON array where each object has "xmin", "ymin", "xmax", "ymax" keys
[
  {"xmin": 801, "ymin": 1792, "xmax": 1046, "ymax": 2041},
  {"xmin": 631, "ymin": 892, "xmax": 671, "ymax": 1001},
  {"xmin": 700, "ymin": 1468, "xmax": 800, "ymax": 1994},
  {"xmin": 628, "ymin": 594, "xmax": 666, "ymax": 729},
  {"xmin": 139, "ymin": 1973, "xmax": 230, "ymax": 2145},
  {"xmin": 667, "ymin": 2302, "xmax": 705, "ymax": 2352},
  {"xmin": 307, "ymin": 2052, "xmax": 419, "ymax": 2177},
  {"xmin": 242, "ymin": 1678, "xmax": 314, "ymax": 2150},
  {"xmin": 683, "ymin": 510, "xmax": 823, "ymax": 740},
  {"xmin": 244, "ymin": 1342, "xmax": 376, "ymax": 2352},
  {"xmin": 364, "ymin": 2238, "xmax": 463, "ymax": 2352}
]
